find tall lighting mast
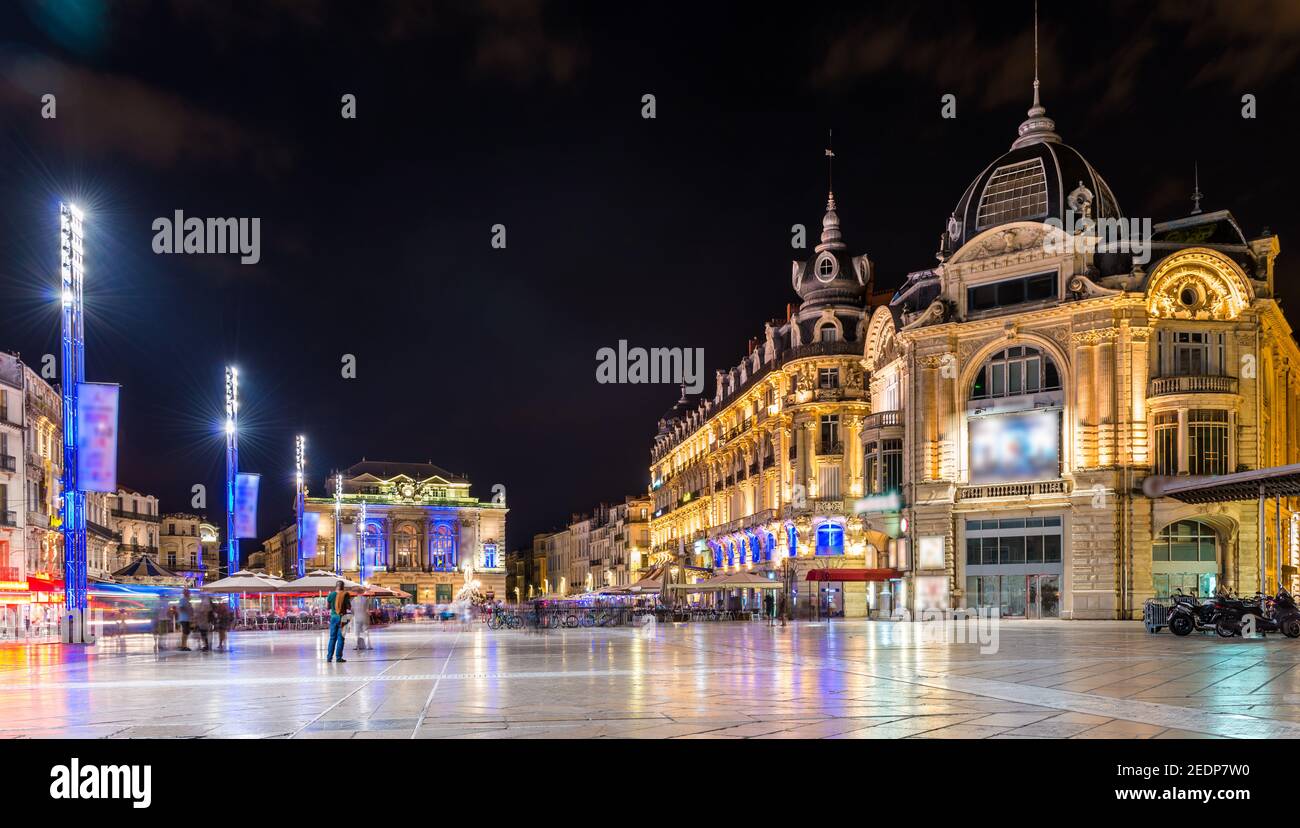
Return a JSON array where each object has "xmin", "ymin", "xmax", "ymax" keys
[
  {"xmin": 294, "ymin": 435, "xmax": 305, "ymax": 579},
  {"xmin": 59, "ymin": 202, "xmax": 87, "ymax": 641},
  {"xmin": 333, "ymin": 472, "xmax": 342, "ymax": 575},
  {"xmin": 224, "ymin": 366, "xmax": 240, "ymax": 580}
]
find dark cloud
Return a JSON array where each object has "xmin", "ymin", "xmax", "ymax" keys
[{"xmin": 0, "ymin": 50, "xmax": 290, "ymax": 172}]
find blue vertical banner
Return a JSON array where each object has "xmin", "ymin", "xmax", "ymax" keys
[
  {"xmin": 234, "ymin": 472, "xmax": 260, "ymax": 539},
  {"xmin": 76, "ymin": 382, "xmax": 119, "ymax": 493},
  {"xmin": 300, "ymin": 510, "xmax": 320, "ymax": 566}
]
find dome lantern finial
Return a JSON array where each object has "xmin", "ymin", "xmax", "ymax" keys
[{"xmin": 1011, "ymin": 0, "xmax": 1060, "ymax": 149}]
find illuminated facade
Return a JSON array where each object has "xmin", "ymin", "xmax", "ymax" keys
[
  {"xmin": 159, "ymin": 513, "xmax": 220, "ymax": 585},
  {"xmin": 294, "ymin": 460, "xmax": 508, "ymax": 604},
  {"xmin": 652, "ymin": 89, "xmax": 1300, "ymax": 621},
  {"xmin": 867, "ymin": 90, "xmax": 1299, "ymax": 619},
  {"xmin": 650, "ymin": 190, "xmax": 883, "ymax": 618}
]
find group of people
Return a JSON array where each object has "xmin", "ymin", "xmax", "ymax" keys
[
  {"xmin": 155, "ymin": 587, "xmax": 232, "ymax": 651},
  {"xmin": 324, "ymin": 581, "xmax": 370, "ymax": 662}
]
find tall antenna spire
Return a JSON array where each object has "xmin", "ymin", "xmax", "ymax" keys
[
  {"xmin": 1032, "ymin": 0, "xmax": 1040, "ymax": 109},
  {"xmin": 1011, "ymin": 0, "xmax": 1060, "ymax": 149},
  {"xmin": 1191, "ymin": 162, "xmax": 1203, "ymax": 215},
  {"xmin": 824, "ymin": 129, "xmax": 835, "ymax": 202}
]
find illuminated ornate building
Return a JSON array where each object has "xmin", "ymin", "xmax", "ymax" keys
[
  {"xmin": 650, "ymin": 189, "xmax": 883, "ymax": 618},
  {"xmin": 159, "ymin": 513, "xmax": 220, "ymax": 585},
  {"xmin": 652, "ymin": 85, "xmax": 1300, "ymax": 622},
  {"xmin": 294, "ymin": 460, "xmax": 508, "ymax": 604},
  {"xmin": 867, "ymin": 86, "xmax": 1300, "ymax": 619}
]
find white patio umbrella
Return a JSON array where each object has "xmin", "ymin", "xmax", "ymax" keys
[
  {"xmin": 279, "ymin": 570, "xmax": 363, "ymax": 593},
  {"xmin": 201, "ymin": 569, "xmax": 283, "ymax": 593}
]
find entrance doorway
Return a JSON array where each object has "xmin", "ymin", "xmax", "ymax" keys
[{"xmin": 966, "ymin": 573, "xmax": 1059, "ymax": 618}]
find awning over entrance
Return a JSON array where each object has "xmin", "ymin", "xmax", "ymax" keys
[
  {"xmin": 1148, "ymin": 463, "xmax": 1300, "ymax": 596},
  {"xmin": 1148, "ymin": 462, "xmax": 1300, "ymax": 503},
  {"xmin": 805, "ymin": 568, "xmax": 902, "ymax": 582}
]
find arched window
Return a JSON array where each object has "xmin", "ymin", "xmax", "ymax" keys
[
  {"xmin": 816, "ymin": 523, "xmax": 844, "ymax": 556},
  {"xmin": 430, "ymin": 524, "xmax": 455, "ymax": 571},
  {"xmin": 362, "ymin": 523, "xmax": 383, "ymax": 567},
  {"xmin": 395, "ymin": 525, "xmax": 417, "ymax": 569},
  {"xmin": 766, "ymin": 532, "xmax": 775, "ymax": 561},
  {"xmin": 482, "ymin": 542, "xmax": 497, "ymax": 569},
  {"xmin": 786, "ymin": 524, "xmax": 798, "ymax": 557},
  {"xmin": 1151, "ymin": 519, "xmax": 1218, "ymax": 598},
  {"xmin": 971, "ymin": 346, "xmax": 1060, "ymax": 400}
]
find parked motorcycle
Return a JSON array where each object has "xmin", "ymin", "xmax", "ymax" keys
[
  {"xmin": 1212, "ymin": 589, "xmax": 1300, "ymax": 638},
  {"xmin": 1167, "ymin": 589, "xmax": 1220, "ymax": 636}
]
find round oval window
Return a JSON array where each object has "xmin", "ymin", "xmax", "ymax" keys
[
  {"xmin": 816, "ymin": 255, "xmax": 836, "ymax": 282},
  {"xmin": 1179, "ymin": 287, "xmax": 1198, "ymax": 307}
]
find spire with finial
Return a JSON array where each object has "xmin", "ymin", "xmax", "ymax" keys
[
  {"xmin": 1190, "ymin": 162, "xmax": 1203, "ymax": 215},
  {"xmin": 818, "ymin": 131, "xmax": 845, "ymax": 252},
  {"xmin": 1011, "ymin": 0, "xmax": 1061, "ymax": 149}
]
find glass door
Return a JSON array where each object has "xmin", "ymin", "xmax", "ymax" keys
[{"xmin": 1025, "ymin": 574, "xmax": 1060, "ymax": 619}]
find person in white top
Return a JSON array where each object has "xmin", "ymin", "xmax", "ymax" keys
[{"xmin": 352, "ymin": 593, "xmax": 370, "ymax": 650}]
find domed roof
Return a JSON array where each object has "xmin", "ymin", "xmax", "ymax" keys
[
  {"xmin": 792, "ymin": 192, "xmax": 870, "ymax": 308},
  {"xmin": 943, "ymin": 93, "xmax": 1122, "ymax": 253}
]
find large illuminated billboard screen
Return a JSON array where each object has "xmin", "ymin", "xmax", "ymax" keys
[{"xmin": 969, "ymin": 410, "xmax": 1060, "ymax": 484}]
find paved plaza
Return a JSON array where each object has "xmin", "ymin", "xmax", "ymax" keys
[{"xmin": 3, "ymin": 619, "xmax": 1300, "ymax": 739}]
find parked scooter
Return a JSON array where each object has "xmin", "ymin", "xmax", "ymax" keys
[
  {"xmin": 1167, "ymin": 588, "xmax": 1220, "ymax": 636},
  {"xmin": 1212, "ymin": 589, "xmax": 1300, "ymax": 638}
]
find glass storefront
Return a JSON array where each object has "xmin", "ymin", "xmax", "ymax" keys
[{"xmin": 963, "ymin": 516, "xmax": 1063, "ymax": 618}]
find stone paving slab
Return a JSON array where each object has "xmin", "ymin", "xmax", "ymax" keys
[{"xmin": 1, "ymin": 620, "xmax": 1298, "ymax": 738}]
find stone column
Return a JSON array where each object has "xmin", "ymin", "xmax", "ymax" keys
[
  {"xmin": 1074, "ymin": 334, "xmax": 1096, "ymax": 468},
  {"xmin": 1097, "ymin": 331, "xmax": 1115, "ymax": 466}
]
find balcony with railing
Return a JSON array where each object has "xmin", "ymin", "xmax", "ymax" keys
[
  {"xmin": 1148, "ymin": 375, "xmax": 1238, "ymax": 397},
  {"xmin": 0, "ymin": 510, "xmax": 15, "ymax": 528},
  {"xmin": 118, "ymin": 543, "xmax": 160, "ymax": 557},
  {"xmin": 816, "ymin": 441, "xmax": 844, "ymax": 457},
  {"xmin": 957, "ymin": 480, "xmax": 1071, "ymax": 501},
  {"xmin": 864, "ymin": 410, "xmax": 902, "ymax": 429},
  {"xmin": 112, "ymin": 508, "xmax": 162, "ymax": 523}
]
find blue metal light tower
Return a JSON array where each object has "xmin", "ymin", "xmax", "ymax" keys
[
  {"xmin": 59, "ymin": 202, "xmax": 87, "ymax": 642},
  {"xmin": 224, "ymin": 366, "xmax": 240, "ymax": 582},
  {"xmin": 294, "ymin": 434, "xmax": 305, "ymax": 579},
  {"xmin": 333, "ymin": 472, "xmax": 342, "ymax": 575},
  {"xmin": 357, "ymin": 500, "xmax": 367, "ymax": 583}
]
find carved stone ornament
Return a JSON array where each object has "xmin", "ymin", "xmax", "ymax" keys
[{"xmin": 1146, "ymin": 248, "xmax": 1253, "ymax": 321}]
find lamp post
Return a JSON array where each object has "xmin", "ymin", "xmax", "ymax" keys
[
  {"xmin": 333, "ymin": 472, "xmax": 342, "ymax": 575},
  {"xmin": 59, "ymin": 202, "xmax": 87, "ymax": 642},
  {"xmin": 224, "ymin": 366, "xmax": 240, "ymax": 585},
  {"xmin": 294, "ymin": 435, "xmax": 305, "ymax": 579},
  {"xmin": 357, "ymin": 500, "xmax": 367, "ymax": 583}
]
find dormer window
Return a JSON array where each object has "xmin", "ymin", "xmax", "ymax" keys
[{"xmin": 819, "ymin": 326, "xmax": 838, "ymax": 343}]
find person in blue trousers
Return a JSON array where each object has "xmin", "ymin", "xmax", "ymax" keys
[{"xmin": 325, "ymin": 580, "xmax": 351, "ymax": 663}]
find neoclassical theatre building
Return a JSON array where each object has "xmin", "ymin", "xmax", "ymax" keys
[
  {"xmin": 650, "ymin": 89, "xmax": 1300, "ymax": 620},
  {"xmin": 298, "ymin": 461, "xmax": 508, "ymax": 603}
]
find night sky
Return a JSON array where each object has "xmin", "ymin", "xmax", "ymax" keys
[{"xmin": 1, "ymin": 0, "xmax": 1297, "ymax": 558}]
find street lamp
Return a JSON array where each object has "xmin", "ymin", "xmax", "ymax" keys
[
  {"xmin": 224, "ymin": 366, "xmax": 240, "ymax": 583},
  {"xmin": 59, "ymin": 202, "xmax": 88, "ymax": 642},
  {"xmin": 294, "ymin": 435, "xmax": 305, "ymax": 579},
  {"xmin": 333, "ymin": 472, "xmax": 342, "ymax": 574}
]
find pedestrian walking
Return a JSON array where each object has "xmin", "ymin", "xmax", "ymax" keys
[
  {"xmin": 325, "ymin": 580, "xmax": 351, "ymax": 662},
  {"xmin": 196, "ymin": 595, "xmax": 214, "ymax": 651},
  {"xmin": 153, "ymin": 600, "xmax": 170, "ymax": 650},
  {"xmin": 176, "ymin": 588, "xmax": 194, "ymax": 651},
  {"xmin": 778, "ymin": 591, "xmax": 788, "ymax": 627},
  {"xmin": 352, "ymin": 592, "xmax": 370, "ymax": 651},
  {"xmin": 214, "ymin": 599, "xmax": 231, "ymax": 651},
  {"xmin": 763, "ymin": 591, "xmax": 774, "ymax": 626}
]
